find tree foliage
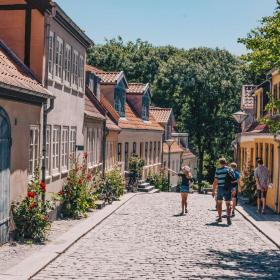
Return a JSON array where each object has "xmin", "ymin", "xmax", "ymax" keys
[{"xmin": 238, "ymin": 1, "xmax": 280, "ymax": 81}]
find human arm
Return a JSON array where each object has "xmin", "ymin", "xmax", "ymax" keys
[{"xmin": 212, "ymin": 178, "xmax": 218, "ymax": 198}]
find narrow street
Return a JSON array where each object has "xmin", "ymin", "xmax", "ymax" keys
[{"xmin": 33, "ymin": 193, "xmax": 280, "ymax": 280}]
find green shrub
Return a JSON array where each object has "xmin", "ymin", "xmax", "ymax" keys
[
  {"xmin": 241, "ymin": 165, "xmax": 256, "ymax": 204},
  {"xmin": 12, "ymin": 168, "xmax": 53, "ymax": 242},
  {"xmin": 58, "ymin": 153, "xmax": 97, "ymax": 219},
  {"xmin": 147, "ymin": 171, "xmax": 168, "ymax": 191},
  {"xmin": 105, "ymin": 166, "xmax": 125, "ymax": 198},
  {"xmin": 128, "ymin": 154, "xmax": 145, "ymax": 178}
]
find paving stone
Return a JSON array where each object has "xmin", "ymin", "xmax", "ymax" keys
[{"xmin": 33, "ymin": 193, "xmax": 280, "ymax": 279}]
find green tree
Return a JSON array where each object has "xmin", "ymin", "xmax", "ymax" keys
[
  {"xmin": 238, "ymin": 1, "xmax": 280, "ymax": 81},
  {"xmin": 87, "ymin": 37, "xmax": 178, "ymax": 83},
  {"xmin": 153, "ymin": 48, "xmax": 243, "ymax": 182}
]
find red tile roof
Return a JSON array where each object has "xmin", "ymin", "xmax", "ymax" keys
[
  {"xmin": 182, "ymin": 150, "xmax": 196, "ymax": 159},
  {"xmin": 163, "ymin": 142, "xmax": 184, "ymax": 154},
  {"xmin": 118, "ymin": 102, "xmax": 163, "ymax": 131},
  {"xmin": 106, "ymin": 116, "xmax": 121, "ymax": 131},
  {"xmin": 150, "ymin": 107, "xmax": 172, "ymax": 124},
  {"xmin": 127, "ymin": 83, "xmax": 148, "ymax": 95},
  {"xmin": 101, "ymin": 96, "xmax": 120, "ymax": 123},
  {"xmin": 84, "ymin": 89, "xmax": 105, "ymax": 120},
  {"xmin": 0, "ymin": 41, "xmax": 52, "ymax": 98},
  {"xmin": 86, "ymin": 65, "xmax": 123, "ymax": 85}
]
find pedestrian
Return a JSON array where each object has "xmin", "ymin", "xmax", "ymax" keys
[
  {"xmin": 212, "ymin": 158, "xmax": 235, "ymax": 225},
  {"xmin": 254, "ymin": 158, "xmax": 270, "ymax": 214},
  {"xmin": 168, "ymin": 165, "xmax": 193, "ymax": 215},
  {"xmin": 230, "ymin": 162, "xmax": 241, "ymax": 217}
]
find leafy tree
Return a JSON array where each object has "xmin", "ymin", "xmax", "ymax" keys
[
  {"xmin": 238, "ymin": 1, "xmax": 280, "ymax": 81},
  {"xmin": 87, "ymin": 37, "xmax": 178, "ymax": 83},
  {"xmin": 153, "ymin": 48, "xmax": 244, "ymax": 182}
]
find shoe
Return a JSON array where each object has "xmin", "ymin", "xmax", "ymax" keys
[
  {"xmin": 179, "ymin": 212, "xmax": 184, "ymax": 216},
  {"xmin": 227, "ymin": 216, "xmax": 232, "ymax": 225},
  {"xmin": 257, "ymin": 209, "xmax": 261, "ymax": 214},
  {"xmin": 261, "ymin": 210, "xmax": 266, "ymax": 215},
  {"xmin": 231, "ymin": 211, "xmax": 235, "ymax": 217},
  {"xmin": 216, "ymin": 217, "xmax": 222, "ymax": 223},
  {"xmin": 185, "ymin": 209, "xmax": 188, "ymax": 214}
]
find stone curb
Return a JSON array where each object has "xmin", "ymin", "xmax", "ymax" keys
[
  {"xmin": 0, "ymin": 193, "xmax": 138, "ymax": 280},
  {"xmin": 235, "ymin": 205, "xmax": 280, "ymax": 249}
]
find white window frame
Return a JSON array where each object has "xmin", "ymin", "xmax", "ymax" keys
[
  {"xmin": 64, "ymin": 44, "xmax": 72, "ymax": 86},
  {"xmin": 54, "ymin": 36, "xmax": 63, "ymax": 81},
  {"xmin": 28, "ymin": 125, "xmax": 40, "ymax": 177},
  {"xmin": 86, "ymin": 127, "xmax": 94, "ymax": 167},
  {"xmin": 46, "ymin": 125, "xmax": 51, "ymax": 176},
  {"xmin": 72, "ymin": 50, "xmax": 79, "ymax": 88},
  {"xmin": 70, "ymin": 127, "xmax": 77, "ymax": 164},
  {"xmin": 78, "ymin": 54, "xmax": 84, "ymax": 91},
  {"xmin": 61, "ymin": 126, "xmax": 69, "ymax": 171},
  {"xmin": 48, "ymin": 31, "xmax": 54, "ymax": 78},
  {"xmin": 52, "ymin": 126, "xmax": 60, "ymax": 174}
]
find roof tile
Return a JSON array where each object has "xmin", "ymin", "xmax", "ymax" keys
[
  {"xmin": 0, "ymin": 41, "xmax": 52, "ymax": 98},
  {"xmin": 150, "ymin": 107, "xmax": 172, "ymax": 123}
]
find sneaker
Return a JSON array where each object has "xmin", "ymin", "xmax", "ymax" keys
[
  {"xmin": 185, "ymin": 209, "xmax": 188, "ymax": 214},
  {"xmin": 231, "ymin": 211, "xmax": 235, "ymax": 217},
  {"xmin": 216, "ymin": 217, "xmax": 222, "ymax": 223},
  {"xmin": 227, "ymin": 216, "xmax": 232, "ymax": 225}
]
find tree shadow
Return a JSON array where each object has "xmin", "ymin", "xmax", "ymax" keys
[
  {"xmin": 205, "ymin": 222, "xmax": 229, "ymax": 227},
  {"xmin": 194, "ymin": 249, "xmax": 280, "ymax": 279}
]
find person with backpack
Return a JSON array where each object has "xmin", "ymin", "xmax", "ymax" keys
[{"xmin": 212, "ymin": 158, "xmax": 235, "ymax": 225}]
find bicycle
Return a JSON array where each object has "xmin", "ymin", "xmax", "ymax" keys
[{"xmin": 125, "ymin": 171, "xmax": 139, "ymax": 193}]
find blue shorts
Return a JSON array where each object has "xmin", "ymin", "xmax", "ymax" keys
[
  {"xmin": 217, "ymin": 187, "xmax": 232, "ymax": 201},
  {"xmin": 180, "ymin": 185, "xmax": 190, "ymax": 193}
]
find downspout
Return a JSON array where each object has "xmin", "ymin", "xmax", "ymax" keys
[
  {"xmin": 102, "ymin": 112, "xmax": 108, "ymax": 177},
  {"xmin": 274, "ymin": 132, "xmax": 280, "ymax": 213},
  {"xmin": 41, "ymin": 11, "xmax": 55, "ymax": 203}
]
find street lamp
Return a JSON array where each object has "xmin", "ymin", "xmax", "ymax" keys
[
  {"xmin": 165, "ymin": 139, "xmax": 175, "ymax": 192},
  {"xmin": 232, "ymin": 110, "xmax": 248, "ymax": 168},
  {"xmin": 232, "ymin": 111, "xmax": 248, "ymax": 124}
]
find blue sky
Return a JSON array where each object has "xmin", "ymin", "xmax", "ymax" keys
[{"xmin": 56, "ymin": 0, "xmax": 277, "ymax": 55}]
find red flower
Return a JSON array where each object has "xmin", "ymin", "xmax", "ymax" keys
[
  {"xmin": 78, "ymin": 179, "xmax": 83, "ymax": 185},
  {"xmin": 40, "ymin": 181, "xmax": 46, "ymax": 193},
  {"xmin": 27, "ymin": 191, "xmax": 36, "ymax": 198},
  {"xmin": 44, "ymin": 215, "xmax": 49, "ymax": 221},
  {"xmin": 29, "ymin": 202, "xmax": 37, "ymax": 209},
  {"xmin": 87, "ymin": 174, "xmax": 92, "ymax": 181},
  {"xmin": 58, "ymin": 191, "xmax": 64, "ymax": 196},
  {"xmin": 83, "ymin": 152, "xmax": 88, "ymax": 159}
]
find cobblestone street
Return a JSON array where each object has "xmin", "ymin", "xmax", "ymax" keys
[{"xmin": 33, "ymin": 193, "xmax": 280, "ymax": 280}]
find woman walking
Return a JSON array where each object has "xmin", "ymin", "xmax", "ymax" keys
[{"xmin": 169, "ymin": 165, "xmax": 193, "ymax": 215}]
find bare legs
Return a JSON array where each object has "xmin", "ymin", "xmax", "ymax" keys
[
  {"xmin": 217, "ymin": 200, "xmax": 222, "ymax": 219},
  {"xmin": 181, "ymin": 193, "xmax": 188, "ymax": 214},
  {"xmin": 257, "ymin": 191, "xmax": 267, "ymax": 214}
]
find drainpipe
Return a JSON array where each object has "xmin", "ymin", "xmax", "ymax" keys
[
  {"xmin": 42, "ymin": 99, "xmax": 54, "ymax": 203},
  {"xmin": 41, "ymin": 11, "xmax": 55, "ymax": 203},
  {"xmin": 102, "ymin": 112, "xmax": 108, "ymax": 177}
]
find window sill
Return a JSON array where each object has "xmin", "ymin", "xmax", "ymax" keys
[
  {"xmin": 61, "ymin": 170, "xmax": 69, "ymax": 175},
  {"xmin": 52, "ymin": 173, "xmax": 60, "ymax": 180}
]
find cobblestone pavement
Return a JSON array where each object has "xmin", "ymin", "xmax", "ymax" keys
[{"xmin": 33, "ymin": 193, "xmax": 280, "ymax": 280}]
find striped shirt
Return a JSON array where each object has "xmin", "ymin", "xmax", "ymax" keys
[{"xmin": 215, "ymin": 166, "xmax": 230, "ymax": 188}]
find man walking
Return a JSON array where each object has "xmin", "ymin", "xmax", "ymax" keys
[
  {"xmin": 254, "ymin": 158, "xmax": 270, "ymax": 214},
  {"xmin": 212, "ymin": 158, "xmax": 235, "ymax": 225},
  {"xmin": 230, "ymin": 162, "xmax": 240, "ymax": 217}
]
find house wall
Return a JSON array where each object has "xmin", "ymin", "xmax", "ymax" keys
[
  {"xmin": 0, "ymin": 9, "xmax": 26, "ymax": 61},
  {"xmin": 100, "ymin": 85, "xmax": 115, "ymax": 105},
  {"xmin": 118, "ymin": 129, "xmax": 163, "ymax": 179},
  {"xmin": 0, "ymin": 98, "xmax": 42, "ymax": 201},
  {"xmin": 240, "ymin": 136, "xmax": 280, "ymax": 213},
  {"xmin": 163, "ymin": 152, "xmax": 181, "ymax": 187},
  {"xmin": 45, "ymin": 18, "xmax": 87, "ymax": 194},
  {"xmin": 106, "ymin": 130, "xmax": 119, "ymax": 171},
  {"xmin": 126, "ymin": 94, "xmax": 142, "ymax": 117}
]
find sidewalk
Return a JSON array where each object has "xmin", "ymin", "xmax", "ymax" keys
[
  {"xmin": 0, "ymin": 192, "xmax": 137, "ymax": 280},
  {"xmin": 236, "ymin": 197, "xmax": 280, "ymax": 249}
]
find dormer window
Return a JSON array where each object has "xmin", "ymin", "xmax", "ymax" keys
[
  {"xmin": 114, "ymin": 86, "xmax": 125, "ymax": 117},
  {"xmin": 142, "ymin": 92, "xmax": 150, "ymax": 120}
]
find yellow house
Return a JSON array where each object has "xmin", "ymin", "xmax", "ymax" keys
[{"xmin": 237, "ymin": 70, "xmax": 280, "ymax": 213}]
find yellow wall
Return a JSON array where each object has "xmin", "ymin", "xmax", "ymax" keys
[{"xmin": 240, "ymin": 136, "xmax": 280, "ymax": 212}]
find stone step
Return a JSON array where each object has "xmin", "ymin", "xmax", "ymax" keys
[
  {"xmin": 138, "ymin": 179, "xmax": 145, "ymax": 184},
  {"xmin": 149, "ymin": 188, "xmax": 160, "ymax": 194},
  {"xmin": 95, "ymin": 200, "xmax": 105, "ymax": 209},
  {"xmin": 138, "ymin": 185, "xmax": 154, "ymax": 192},
  {"xmin": 138, "ymin": 182, "xmax": 150, "ymax": 188}
]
